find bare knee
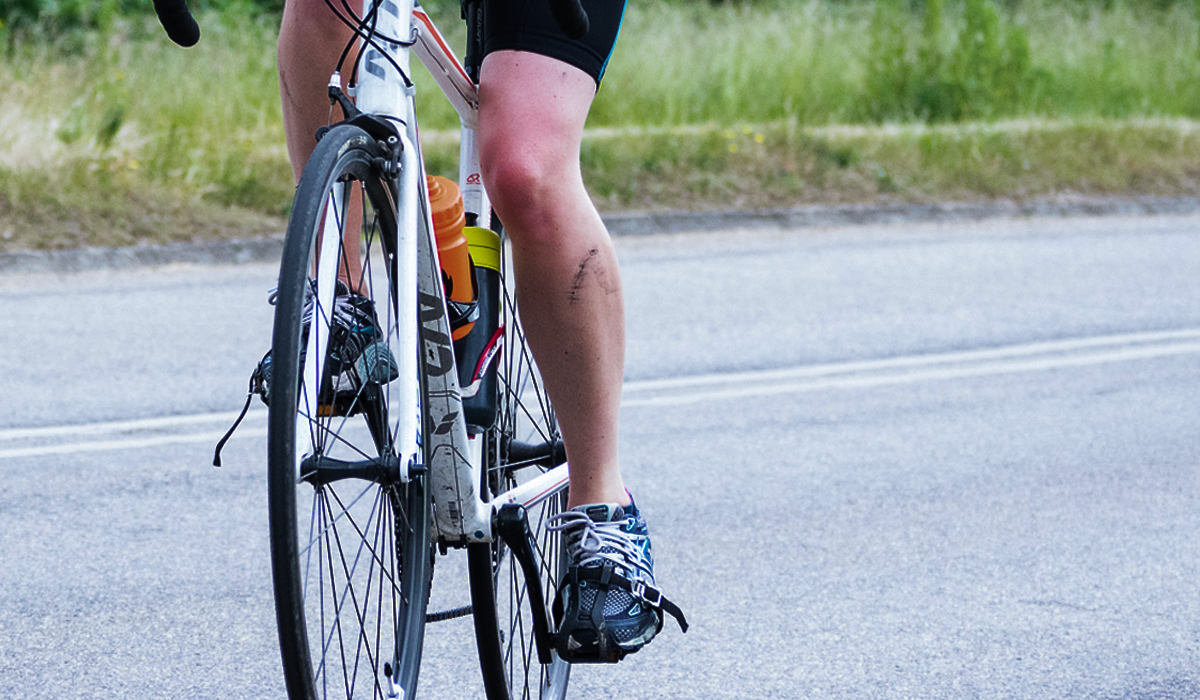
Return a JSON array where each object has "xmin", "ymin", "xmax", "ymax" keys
[
  {"xmin": 481, "ymin": 145, "xmax": 582, "ymax": 246},
  {"xmin": 483, "ymin": 149, "xmax": 543, "ymax": 218}
]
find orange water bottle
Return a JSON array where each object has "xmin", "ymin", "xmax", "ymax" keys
[{"xmin": 427, "ymin": 175, "xmax": 476, "ymax": 339}]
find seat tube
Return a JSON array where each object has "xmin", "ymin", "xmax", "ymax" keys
[
  {"xmin": 461, "ymin": 0, "xmax": 485, "ymax": 84},
  {"xmin": 459, "ymin": 0, "xmax": 489, "ymax": 225}
]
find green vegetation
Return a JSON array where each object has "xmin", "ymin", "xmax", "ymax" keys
[
  {"xmin": 0, "ymin": 0, "xmax": 282, "ymax": 37},
  {"xmin": 1, "ymin": 11, "xmax": 288, "ymax": 249},
  {"xmin": 576, "ymin": 118, "xmax": 1200, "ymax": 210},
  {"xmin": 590, "ymin": 0, "xmax": 1200, "ymax": 126},
  {"xmin": 2, "ymin": 0, "xmax": 1200, "ymax": 251}
]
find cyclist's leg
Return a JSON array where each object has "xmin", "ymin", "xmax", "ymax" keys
[
  {"xmin": 478, "ymin": 51, "xmax": 628, "ymax": 510},
  {"xmin": 478, "ymin": 47, "xmax": 686, "ymax": 664},
  {"xmin": 278, "ymin": 0, "xmax": 364, "ymax": 288},
  {"xmin": 279, "ymin": 0, "xmax": 352, "ymax": 181}
]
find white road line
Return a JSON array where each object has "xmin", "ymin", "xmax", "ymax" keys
[
  {"xmin": 622, "ymin": 339, "xmax": 1200, "ymax": 408},
  {"xmin": 2, "ymin": 329, "xmax": 1197, "ymax": 458},
  {"xmin": 0, "ymin": 409, "xmax": 266, "ymax": 442},
  {"xmin": 0, "ymin": 430, "xmax": 243, "ymax": 460},
  {"xmin": 622, "ymin": 328, "xmax": 1200, "ymax": 394}
]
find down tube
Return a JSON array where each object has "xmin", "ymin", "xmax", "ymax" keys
[{"xmin": 410, "ymin": 127, "xmax": 492, "ymax": 543}]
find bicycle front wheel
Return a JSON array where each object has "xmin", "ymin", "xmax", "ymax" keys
[
  {"xmin": 267, "ymin": 125, "xmax": 432, "ymax": 700},
  {"xmin": 468, "ymin": 233, "xmax": 571, "ymax": 700}
]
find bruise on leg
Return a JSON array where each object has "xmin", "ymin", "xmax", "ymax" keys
[
  {"xmin": 569, "ymin": 248, "xmax": 599, "ymax": 306},
  {"xmin": 567, "ymin": 246, "xmax": 620, "ymax": 306},
  {"xmin": 279, "ymin": 67, "xmax": 300, "ymax": 113}
]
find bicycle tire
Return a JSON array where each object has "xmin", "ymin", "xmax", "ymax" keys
[
  {"xmin": 268, "ymin": 124, "xmax": 432, "ymax": 700},
  {"xmin": 468, "ymin": 230, "xmax": 572, "ymax": 700}
]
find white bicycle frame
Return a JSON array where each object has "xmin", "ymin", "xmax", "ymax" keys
[{"xmin": 300, "ymin": 0, "xmax": 569, "ymax": 545}]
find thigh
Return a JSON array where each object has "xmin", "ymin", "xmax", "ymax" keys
[
  {"xmin": 476, "ymin": 49, "xmax": 596, "ymax": 236},
  {"xmin": 479, "ymin": 49, "xmax": 595, "ymax": 159}
]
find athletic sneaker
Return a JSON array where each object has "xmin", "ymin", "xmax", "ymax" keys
[
  {"xmin": 548, "ymin": 498, "xmax": 687, "ymax": 663},
  {"xmin": 214, "ymin": 281, "xmax": 397, "ymax": 466},
  {"xmin": 254, "ymin": 280, "xmax": 398, "ymax": 413}
]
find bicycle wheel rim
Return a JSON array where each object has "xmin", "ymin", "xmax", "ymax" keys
[
  {"xmin": 268, "ymin": 125, "xmax": 431, "ymax": 700},
  {"xmin": 469, "ymin": 235, "xmax": 571, "ymax": 700}
]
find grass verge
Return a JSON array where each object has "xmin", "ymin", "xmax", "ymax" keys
[
  {"xmin": 4, "ymin": 116, "xmax": 1200, "ymax": 253},
  {"xmin": 574, "ymin": 117, "xmax": 1200, "ymax": 211},
  {"xmin": 5, "ymin": 0, "xmax": 1200, "ymax": 253}
]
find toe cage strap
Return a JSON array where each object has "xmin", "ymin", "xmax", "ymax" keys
[
  {"xmin": 212, "ymin": 370, "xmax": 260, "ymax": 467},
  {"xmin": 555, "ymin": 563, "xmax": 621, "ymax": 662},
  {"xmin": 574, "ymin": 565, "xmax": 690, "ymax": 634},
  {"xmin": 629, "ymin": 578, "xmax": 689, "ymax": 633}
]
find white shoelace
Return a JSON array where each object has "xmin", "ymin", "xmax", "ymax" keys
[
  {"xmin": 269, "ymin": 281, "xmax": 362, "ymax": 330},
  {"xmin": 547, "ymin": 510, "xmax": 650, "ymax": 578}
]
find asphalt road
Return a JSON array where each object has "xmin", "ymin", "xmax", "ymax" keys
[{"xmin": 1, "ymin": 213, "xmax": 1198, "ymax": 699}]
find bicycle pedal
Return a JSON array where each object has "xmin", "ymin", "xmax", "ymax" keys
[
  {"xmin": 316, "ymin": 381, "xmax": 387, "ymax": 417},
  {"xmin": 552, "ymin": 624, "xmax": 633, "ymax": 664},
  {"xmin": 316, "ymin": 394, "xmax": 360, "ymax": 417}
]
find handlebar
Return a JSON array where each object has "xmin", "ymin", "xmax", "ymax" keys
[{"xmin": 153, "ymin": 0, "xmax": 200, "ymax": 47}]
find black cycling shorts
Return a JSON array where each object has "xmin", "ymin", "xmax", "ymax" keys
[{"xmin": 481, "ymin": 0, "xmax": 627, "ymax": 85}]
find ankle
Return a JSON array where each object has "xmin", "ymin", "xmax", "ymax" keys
[{"xmin": 567, "ymin": 484, "xmax": 631, "ymax": 510}]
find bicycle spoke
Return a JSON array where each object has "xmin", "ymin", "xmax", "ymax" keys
[{"xmin": 319, "ymin": 485, "xmax": 394, "ymax": 699}]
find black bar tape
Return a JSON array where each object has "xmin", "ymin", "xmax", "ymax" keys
[{"xmin": 153, "ymin": 0, "xmax": 200, "ymax": 47}]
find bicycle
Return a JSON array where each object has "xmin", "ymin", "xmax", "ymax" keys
[{"xmin": 156, "ymin": 0, "xmax": 605, "ymax": 698}]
